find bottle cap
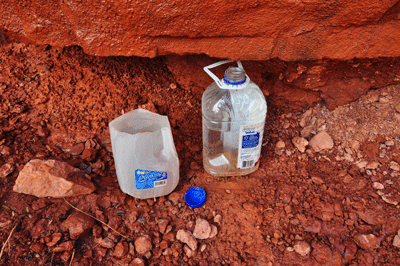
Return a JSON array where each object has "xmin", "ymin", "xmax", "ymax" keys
[{"xmin": 185, "ymin": 187, "xmax": 206, "ymax": 208}]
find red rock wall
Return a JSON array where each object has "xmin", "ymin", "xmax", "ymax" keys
[
  {"xmin": 165, "ymin": 55, "xmax": 400, "ymax": 110},
  {"xmin": 1, "ymin": 0, "xmax": 400, "ymax": 60}
]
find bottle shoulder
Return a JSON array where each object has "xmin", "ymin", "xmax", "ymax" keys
[{"xmin": 202, "ymin": 82, "xmax": 267, "ymax": 122}]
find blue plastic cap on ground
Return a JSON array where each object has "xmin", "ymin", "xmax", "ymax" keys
[{"xmin": 185, "ymin": 187, "xmax": 206, "ymax": 208}]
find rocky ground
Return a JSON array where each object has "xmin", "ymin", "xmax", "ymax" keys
[{"xmin": 0, "ymin": 42, "xmax": 400, "ymax": 265}]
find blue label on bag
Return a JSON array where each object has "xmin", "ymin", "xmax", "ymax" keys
[
  {"xmin": 242, "ymin": 133, "xmax": 260, "ymax": 148},
  {"xmin": 135, "ymin": 169, "xmax": 168, "ymax": 190}
]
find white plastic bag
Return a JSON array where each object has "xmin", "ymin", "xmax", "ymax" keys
[{"xmin": 109, "ymin": 109, "xmax": 179, "ymax": 199}]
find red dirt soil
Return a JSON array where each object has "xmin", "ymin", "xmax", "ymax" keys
[{"xmin": 0, "ymin": 42, "xmax": 400, "ymax": 265}]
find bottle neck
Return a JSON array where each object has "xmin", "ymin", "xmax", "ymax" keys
[{"xmin": 223, "ymin": 67, "xmax": 246, "ymax": 85}]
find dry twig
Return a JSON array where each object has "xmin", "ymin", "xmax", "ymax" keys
[
  {"xmin": 0, "ymin": 222, "xmax": 19, "ymax": 260},
  {"xmin": 69, "ymin": 249, "xmax": 75, "ymax": 266},
  {"xmin": 50, "ymin": 252, "xmax": 54, "ymax": 266},
  {"xmin": 63, "ymin": 198, "xmax": 132, "ymax": 241}
]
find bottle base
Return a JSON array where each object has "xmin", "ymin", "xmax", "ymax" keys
[
  {"xmin": 203, "ymin": 149, "xmax": 262, "ymax": 176},
  {"xmin": 203, "ymin": 159, "xmax": 260, "ymax": 177}
]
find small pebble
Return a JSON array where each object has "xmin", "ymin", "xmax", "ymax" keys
[
  {"xmin": 294, "ymin": 241, "xmax": 311, "ymax": 256},
  {"xmin": 134, "ymin": 235, "xmax": 152, "ymax": 255},
  {"xmin": 81, "ymin": 149, "xmax": 97, "ymax": 161},
  {"xmin": 183, "ymin": 245, "xmax": 196, "ymax": 258},
  {"xmin": 193, "ymin": 219, "xmax": 211, "ymax": 239},
  {"xmin": 390, "ymin": 161, "xmax": 400, "ymax": 171},
  {"xmin": 209, "ymin": 225, "xmax": 218, "ymax": 238},
  {"xmin": 356, "ymin": 160, "xmax": 368, "ymax": 169},
  {"xmin": 160, "ymin": 240, "xmax": 169, "ymax": 250},
  {"xmin": 354, "ymin": 234, "xmax": 378, "ymax": 250},
  {"xmin": 60, "ymin": 251, "xmax": 72, "ymax": 262},
  {"xmin": 94, "ymin": 237, "xmax": 116, "ymax": 249},
  {"xmin": 85, "ymin": 139, "xmax": 98, "ymax": 150},
  {"xmin": 214, "ymin": 214, "xmax": 222, "ymax": 224},
  {"xmin": 46, "ymin": 232, "xmax": 63, "ymax": 247},
  {"xmin": 190, "ymin": 162, "xmax": 201, "ymax": 170},
  {"xmin": 292, "ymin": 137, "xmax": 308, "ymax": 153},
  {"xmin": 200, "ymin": 243, "xmax": 207, "ymax": 252},
  {"xmin": 138, "ymin": 102, "xmax": 158, "ymax": 113},
  {"xmin": 312, "ymin": 242, "xmax": 333, "ymax": 263},
  {"xmin": 0, "ymin": 145, "xmax": 12, "ymax": 156},
  {"xmin": 308, "ymin": 131, "xmax": 334, "ymax": 152},
  {"xmin": 276, "ymin": 140, "xmax": 285, "ymax": 149},
  {"xmin": 395, "ymin": 103, "xmax": 400, "ymax": 113},
  {"xmin": 385, "ymin": 140, "xmax": 395, "ymax": 146},
  {"xmin": 0, "ymin": 219, "xmax": 11, "ymax": 228},
  {"xmin": 61, "ymin": 212, "xmax": 95, "ymax": 240},
  {"xmin": 366, "ymin": 162, "xmax": 379, "ymax": 170},
  {"xmin": 393, "ymin": 235, "xmax": 400, "ymax": 248},
  {"xmin": 113, "ymin": 241, "xmax": 128, "ymax": 259},
  {"xmin": 53, "ymin": 241, "xmax": 75, "ymax": 252},
  {"xmin": 130, "ymin": 258, "xmax": 145, "ymax": 266},
  {"xmin": 31, "ymin": 243, "xmax": 45, "ymax": 253},
  {"xmin": 176, "ymin": 229, "xmax": 197, "ymax": 251},
  {"xmin": 165, "ymin": 225, "xmax": 173, "ymax": 234},
  {"xmin": 372, "ymin": 182, "xmax": 384, "ymax": 190},
  {"xmin": 168, "ymin": 192, "xmax": 181, "ymax": 205},
  {"xmin": 0, "ymin": 163, "xmax": 15, "ymax": 178},
  {"xmin": 379, "ymin": 97, "xmax": 390, "ymax": 103},
  {"xmin": 68, "ymin": 143, "xmax": 85, "ymax": 155},
  {"xmin": 379, "ymin": 193, "xmax": 398, "ymax": 205},
  {"xmin": 157, "ymin": 219, "xmax": 169, "ymax": 234}
]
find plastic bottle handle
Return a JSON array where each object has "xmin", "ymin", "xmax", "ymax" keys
[{"xmin": 204, "ymin": 60, "xmax": 248, "ymax": 90}]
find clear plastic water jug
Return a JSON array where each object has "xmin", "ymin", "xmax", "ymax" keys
[{"xmin": 202, "ymin": 60, "xmax": 267, "ymax": 176}]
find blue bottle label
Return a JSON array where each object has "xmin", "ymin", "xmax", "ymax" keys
[
  {"xmin": 242, "ymin": 132, "xmax": 260, "ymax": 148},
  {"xmin": 135, "ymin": 169, "xmax": 168, "ymax": 190},
  {"xmin": 238, "ymin": 122, "xmax": 264, "ymax": 169}
]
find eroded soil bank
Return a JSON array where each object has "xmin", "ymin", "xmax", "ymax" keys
[{"xmin": 0, "ymin": 43, "xmax": 400, "ymax": 265}]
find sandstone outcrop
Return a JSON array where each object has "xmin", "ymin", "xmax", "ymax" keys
[{"xmin": 1, "ymin": 0, "xmax": 400, "ymax": 60}]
